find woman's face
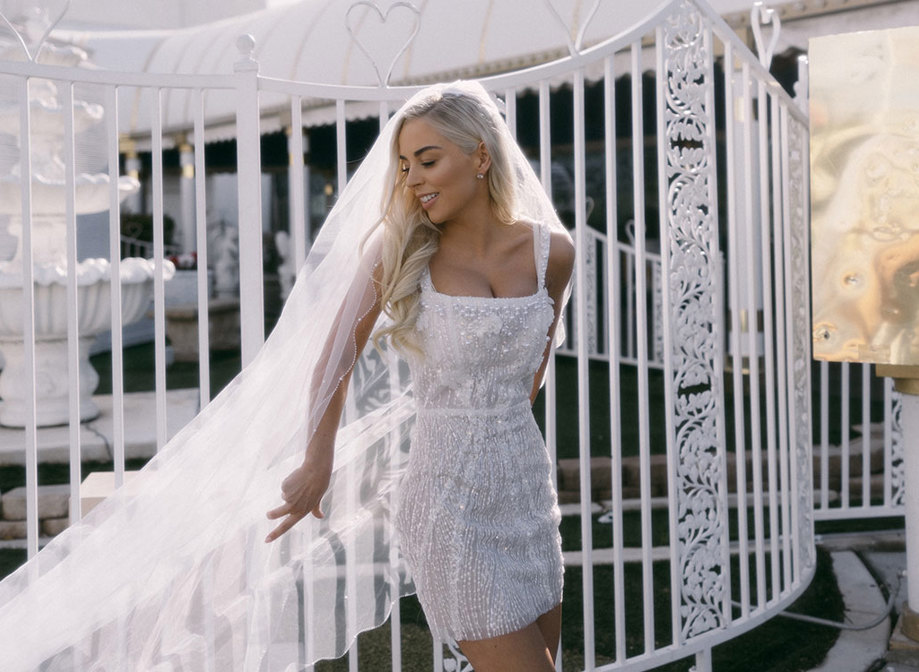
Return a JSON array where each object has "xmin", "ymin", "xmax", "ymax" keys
[{"xmin": 397, "ymin": 117, "xmax": 485, "ymax": 225}]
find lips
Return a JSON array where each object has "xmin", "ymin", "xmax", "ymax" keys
[{"xmin": 419, "ymin": 192, "xmax": 438, "ymax": 209}]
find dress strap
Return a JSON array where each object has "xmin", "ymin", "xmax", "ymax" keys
[
  {"xmin": 533, "ymin": 220, "xmax": 551, "ymax": 290},
  {"xmin": 421, "ymin": 265, "xmax": 434, "ymax": 292}
]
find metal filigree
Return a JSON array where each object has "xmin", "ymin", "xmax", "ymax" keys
[
  {"xmin": 0, "ymin": 0, "xmax": 71, "ymax": 62},
  {"xmin": 441, "ymin": 640, "xmax": 472, "ymax": 672},
  {"xmin": 787, "ymin": 115, "xmax": 815, "ymax": 568},
  {"xmin": 660, "ymin": 1, "xmax": 727, "ymax": 639},
  {"xmin": 890, "ymin": 389, "xmax": 905, "ymax": 507},
  {"xmin": 345, "ymin": 1, "xmax": 420, "ymax": 87}
]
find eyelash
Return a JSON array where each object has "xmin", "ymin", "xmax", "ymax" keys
[{"xmin": 400, "ymin": 160, "xmax": 435, "ymax": 173}]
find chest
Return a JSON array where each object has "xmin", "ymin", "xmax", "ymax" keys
[{"xmin": 414, "ymin": 291, "xmax": 554, "ymax": 370}]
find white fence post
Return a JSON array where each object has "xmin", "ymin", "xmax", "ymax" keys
[{"xmin": 234, "ymin": 34, "xmax": 266, "ymax": 365}]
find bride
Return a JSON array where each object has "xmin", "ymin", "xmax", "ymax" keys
[{"xmin": 0, "ymin": 81, "xmax": 573, "ymax": 672}]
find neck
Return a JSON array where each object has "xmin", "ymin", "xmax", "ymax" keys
[{"xmin": 438, "ymin": 197, "xmax": 504, "ymax": 254}]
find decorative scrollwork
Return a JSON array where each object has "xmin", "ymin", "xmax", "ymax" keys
[
  {"xmin": 660, "ymin": 1, "xmax": 727, "ymax": 639},
  {"xmin": 890, "ymin": 388, "xmax": 905, "ymax": 507},
  {"xmin": 442, "ymin": 640, "xmax": 472, "ymax": 672}
]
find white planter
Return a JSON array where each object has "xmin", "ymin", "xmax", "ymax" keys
[{"xmin": 165, "ymin": 268, "xmax": 213, "ymax": 307}]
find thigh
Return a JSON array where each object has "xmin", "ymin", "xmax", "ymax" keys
[
  {"xmin": 458, "ymin": 622, "xmax": 555, "ymax": 672},
  {"xmin": 536, "ymin": 602, "xmax": 562, "ymax": 664}
]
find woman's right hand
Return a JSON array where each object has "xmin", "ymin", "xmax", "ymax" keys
[{"xmin": 265, "ymin": 450, "xmax": 333, "ymax": 543}]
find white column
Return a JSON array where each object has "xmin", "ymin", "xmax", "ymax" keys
[
  {"xmin": 902, "ymin": 393, "xmax": 919, "ymax": 619},
  {"xmin": 178, "ymin": 134, "xmax": 196, "ymax": 254}
]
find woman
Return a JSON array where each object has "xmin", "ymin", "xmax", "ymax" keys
[
  {"xmin": 0, "ymin": 82, "xmax": 572, "ymax": 671},
  {"xmin": 266, "ymin": 85, "xmax": 574, "ymax": 670}
]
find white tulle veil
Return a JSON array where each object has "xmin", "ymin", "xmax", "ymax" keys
[{"xmin": 0, "ymin": 80, "xmax": 568, "ymax": 670}]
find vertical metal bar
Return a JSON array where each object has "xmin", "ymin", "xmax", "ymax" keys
[
  {"xmin": 841, "ymin": 362, "xmax": 850, "ymax": 510},
  {"xmin": 333, "ymin": 99, "xmax": 359, "ymax": 672},
  {"xmin": 336, "ymin": 99, "xmax": 348, "ymax": 197},
  {"xmin": 19, "ymin": 76, "xmax": 39, "ymax": 561},
  {"xmin": 724, "ymin": 43, "xmax": 750, "ymax": 617},
  {"xmin": 504, "ymin": 87, "xmax": 517, "ymax": 139},
  {"xmin": 884, "ymin": 377, "xmax": 893, "ymax": 508},
  {"xmin": 106, "ymin": 85, "xmax": 128, "ymax": 476},
  {"xmin": 433, "ymin": 637, "xmax": 444, "ymax": 671},
  {"xmin": 695, "ymin": 647, "xmax": 713, "ymax": 672},
  {"xmin": 63, "ymin": 82, "xmax": 83, "ymax": 527},
  {"xmin": 603, "ymin": 54, "xmax": 627, "ymax": 662},
  {"xmin": 151, "ymin": 87, "xmax": 168, "ymax": 452},
  {"xmin": 862, "ymin": 365, "xmax": 872, "ymax": 506},
  {"xmin": 760, "ymin": 90, "xmax": 781, "ymax": 601},
  {"xmin": 704, "ymin": 25, "xmax": 733, "ymax": 625},
  {"xmin": 235, "ymin": 52, "xmax": 266, "ymax": 365},
  {"xmin": 780, "ymin": 107, "xmax": 803, "ymax": 582},
  {"xmin": 741, "ymin": 63, "xmax": 767, "ymax": 610},
  {"xmin": 631, "ymin": 40, "xmax": 656, "ymax": 653},
  {"xmin": 378, "ymin": 94, "xmax": 401, "ymax": 672},
  {"xmin": 538, "ymin": 82, "xmax": 563, "ymax": 672},
  {"xmin": 820, "ymin": 360, "xmax": 830, "ymax": 509},
  {"xmin": 654, "ymin": 25, "xmax": 682, "ymax": 647},
  {"xmin": 772, "ymin": 105, "xmax": 793, "ymax": 589},
  {"xmin": 573, "ymin": 68, "xmax": 596, "ymax": 671},
  {"xmin": 539, "ymin": 79, "xmax": 558, "ymax": 491},
  {"xmin": 193, "ymin": 89, "xmax": 211, "ymax": 405},
  {"xmin": 290, "ymin": 97, "xmax": 308, "ymax": 272}
]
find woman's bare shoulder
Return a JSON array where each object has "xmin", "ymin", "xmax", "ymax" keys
[{"xmin": 545, "ymin": 227, "xmax": 574, "ymax": 294}]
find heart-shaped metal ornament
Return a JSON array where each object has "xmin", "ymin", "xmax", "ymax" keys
[
  {"xmin": 345, "ymin": 1, "xmax": 421, "ymax": 88},
  {"xmin": 542, "ymin": 0, "xmax": 605, "ymax": 56},
  {"xmin": 751, "ymin": 1, "xmax": 781, "ymax": 69},
  {"xmin": 0, "ymin": 0, "xmax": 71, "ymax": 62}
]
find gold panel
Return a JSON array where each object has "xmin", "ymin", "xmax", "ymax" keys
[{"xmin": 810, "ymin": 26, "xmax": 919, "ymax": 365}]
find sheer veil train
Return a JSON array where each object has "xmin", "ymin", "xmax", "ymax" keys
[{"xmin": 0, "ymin": 80, "xmax": 567, "ymax": 670}]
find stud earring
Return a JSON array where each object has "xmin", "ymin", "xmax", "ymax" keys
[{"xmin": 476, "ymin": 173, "xmax": 484, "ymax": 180}]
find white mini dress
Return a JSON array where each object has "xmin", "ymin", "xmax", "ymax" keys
[{"xmin": 395, "ymin": 220, "xmax": 564, "ymax": 643}]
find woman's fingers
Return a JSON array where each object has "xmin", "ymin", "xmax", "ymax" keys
[
  {"xmin": 265, "ymin": 512, "xmax": 304, "ymax": 543},
  {"xmin": 265, "ymin": 497, "xmax": 324, "ymax": 542},
  {"xmin": 266, "ymin": 502, "xmax": 292, "ymax": 520}
]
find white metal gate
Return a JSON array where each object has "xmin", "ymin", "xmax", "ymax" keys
[{"xmin": 0, "ymin": 0, "xmax": 818, "ymax": 669}]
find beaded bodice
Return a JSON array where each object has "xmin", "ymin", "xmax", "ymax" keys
[{"xmin": 406, "ymin": 221, "xmax": 554, "ymax": 412}]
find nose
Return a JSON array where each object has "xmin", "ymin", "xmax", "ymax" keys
[{"xmin": 405, "ymin": 164, "xmax": 422, "ymax": 188}]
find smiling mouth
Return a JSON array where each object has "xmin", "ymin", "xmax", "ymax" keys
[{"xmin": 419, "ymin": 193, "xmax": 438, "ymax": 204}]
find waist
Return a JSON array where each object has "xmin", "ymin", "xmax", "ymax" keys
[{"xmin": 415, "ymin": 398, "xmax": 531, "ymax": 418}]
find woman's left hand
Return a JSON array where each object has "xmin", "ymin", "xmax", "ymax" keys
[{"xmin": 265, "ymin": 450, "xmax": 332, "ymax": 543}]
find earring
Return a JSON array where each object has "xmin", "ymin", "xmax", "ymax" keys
[{"xmin": 476, "ymin": 173, "xmax": 484, "ymax": 180}]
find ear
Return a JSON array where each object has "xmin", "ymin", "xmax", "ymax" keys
[{"xmin": 475, "ymin": 141, "xmax": 492, "ymax": 176}]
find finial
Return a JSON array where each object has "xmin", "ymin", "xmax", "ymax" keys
[{"xmin": 234, "ymin": 33, "xmax": 258, "ymax": 73}]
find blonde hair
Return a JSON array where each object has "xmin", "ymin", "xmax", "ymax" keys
[{"xmin": 374, "ymin": 89, "xmax": 517, "ymax": 356}]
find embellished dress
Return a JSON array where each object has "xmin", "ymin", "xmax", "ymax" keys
[{"xmin": 395, "ymin": 220, "xmax": 564, "ymax": 643}]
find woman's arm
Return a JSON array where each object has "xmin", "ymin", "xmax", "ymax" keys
[
  {"xmin": 530, "ymin": 230, "xmax": 575, "ymax": 404},
  {"xmin": 266, "ymin": 261, "xmax": 384, "ymax": 542}
]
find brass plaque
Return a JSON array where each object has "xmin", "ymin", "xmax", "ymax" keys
[{"xmin": 810, "ymin": 26, "xmax": 919, "ymax": 365}]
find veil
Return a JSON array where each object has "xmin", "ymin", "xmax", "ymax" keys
[{"xmin": 0, "ymin": 80, "xmax": 568, "ymax": 671}]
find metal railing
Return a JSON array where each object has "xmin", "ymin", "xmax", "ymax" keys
[{"xmin": 0, "ymin": 0, "xmax": 822, "ymax": 670}]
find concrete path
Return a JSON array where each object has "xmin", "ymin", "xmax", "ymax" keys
[{"xmin": 809, "ymin": 550, "xmax": 891, "ymax": 672}]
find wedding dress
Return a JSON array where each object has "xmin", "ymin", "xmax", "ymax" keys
[
  {"xmin": 396, "ymin": 220, "xmax": 564, "ymax": 642},
  {"xmin": 0, "ymin": 81, "xmax": 569, "ymax": 671}
]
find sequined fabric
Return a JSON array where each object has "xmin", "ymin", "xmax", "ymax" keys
[{"xmin": 396, "ymin": 221, "xmax": 564, "ymax": 643}]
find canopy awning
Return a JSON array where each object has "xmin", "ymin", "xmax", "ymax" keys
[{"xmin": 46, "ymin": 0, "xmax": 919, "ymax": 144}]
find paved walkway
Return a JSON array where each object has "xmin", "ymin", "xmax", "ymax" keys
[{"xmin": 810, "ymin": 531, "xmax": 919, "ymax": 672}]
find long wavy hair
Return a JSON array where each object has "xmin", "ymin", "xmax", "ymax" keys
[{"xmin": 373, "ymin": 88, "xmax": 518, "ymax": 356}]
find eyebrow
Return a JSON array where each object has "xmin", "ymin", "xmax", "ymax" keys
[{"xmin": 398, "ymin": 145, "xmax": 442, "ymax": 160}]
